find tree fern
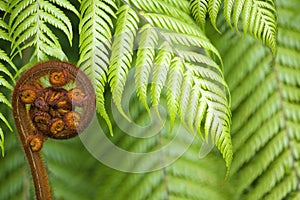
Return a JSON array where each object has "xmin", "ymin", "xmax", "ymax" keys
[{"xmin": 2, "ymin": 0, "xmax": 298, "ymax": 199}]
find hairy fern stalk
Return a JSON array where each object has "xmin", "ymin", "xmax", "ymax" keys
[{"xmin": 0, "ymin": 0, "xmax": 299, "ymax": 199}]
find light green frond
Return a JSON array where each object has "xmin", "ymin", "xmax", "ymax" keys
[
  {"xmin": 186, "ymin": 82, "xmax": 203, "ymax": 135},
  {"xmin": 247, "ymin": 0, "xmax": 277, "ymax": 54},
  {"xmin": 150, "ymin": 42, "xmax": 172, "ymax": 109},
  {"xmin": 208, "ymin": 0, "xmax": 222, "ymax": 32},
  {"xmin": 189, "ymin": 0, "xmax": 208, "ymax": 29},
  {"xmin": 108, "ymin": 4, "xmax": 139, "ymax": 121},
  {"xmin": 134, "ymin": 24, "xmax": 158, "ymax": 113},
  {"xmin": 178, "ymin": 70, "xmax": 193, "ymax": 129},
  {"xmin": 191, "ymin": 68, "xmax": 232, "ymax": 171},
  {"xmin": 223, "ymin": 0, "xmax": 234, "ymax": 26},
  {"xmin": 124, "ymin": 1, "xmax": 232, "ymax": 171},
  {"xmin": 9, "ymin": 0, "xmax": 75, "ymax": 60},
  {"xmin": 232, "ymin": 0, "xmax": 245, "ymax": 30},
  {"xmin": 78, "ymin": 0, "xmax": 116, "ymax": 135},
  {"xmin": 166, "ymin": 58, "xmax": 184, "ymax": 130}
]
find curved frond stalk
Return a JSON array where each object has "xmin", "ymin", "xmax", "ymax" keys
[
  {"xmin": 108, "ymin": 4, "xmax": 139, "ymax": 122},
  {"xmin": 9, "ymin": 0, "xmax": 76, "ymax": 60},
  {"xmin": 78, "ymin": 0, "xmax": 117, "ymax": 135},
  {"xmin": 189, "ymin": 0, "xmax": 208, "ymax": 30},
  {"xmin": 134, "ymin": 24, "xmax": 158, "ymax": 113}
]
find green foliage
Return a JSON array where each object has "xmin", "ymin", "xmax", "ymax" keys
[
  {"xmin": 190, "ymin": 0, "xmax": 277, "ymax": 53},
  {"xmin": 0, "ymin": 2, "xmax": 15, "ymax": 156},
  {"xmin": 208, "ymin": 0, "xmax": 300, "ymax": 198},
  {"xmin": 8, "ymin": 0, "xmax": 77, "ymax": 60},
  {"xmin": 78, "ymin": 0, "xmax": 117, "ymax": 135},
  {"xmin": 1, "ymin": 0, "xmax": 300, "ymax": 199}
]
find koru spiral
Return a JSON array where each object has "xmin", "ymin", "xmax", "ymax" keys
[{"xmin": 12, "ymin": 61, "xmax": 95, "ymax": 200}]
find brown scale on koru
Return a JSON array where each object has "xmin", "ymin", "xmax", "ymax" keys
[{"xmin": 12, "ymin": 61, "xmax": 95, "ymax": 200}]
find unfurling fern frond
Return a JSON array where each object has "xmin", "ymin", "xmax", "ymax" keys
[
  {"xmin": 8, "ymin": 0, "xmax": 77, "ymax": 60},
  {"xmin": 78, "ymin": 0, "xmax": 117, "ymax": 135},
  {"xmin": 190, "ymin": 0, "xmax": 277, "ymax": 53},
  {"xmin": 111, "ymin": 0, "xmax": 233, "ymax": 170}
]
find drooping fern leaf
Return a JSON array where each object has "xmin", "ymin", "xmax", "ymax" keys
[
  {"xmin": 134, "ymin": 24, "xmax": 158, "ymax": 113},
  {"xmin": 108, "ymin": 4, "xmax": 139, "ymax": 122},
  {"xmin": 190, "ymin": 0, "xmax": 277, "ymax": 54},
  {"xmin": 78, "ymin": 0, "xmax": 117, "ymax": 135},
  {"xmin": 112, "ymin": 0, "xmax": 233, "ymax": 171},
  {"xmin": 8, "ymin": 0, "xmax": 77, "ymax": 60},
  {"xmin": 208, "ymin": 0, "xmax": 300, "ymax": 198}
]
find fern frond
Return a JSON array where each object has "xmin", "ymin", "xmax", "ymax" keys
[
  {"xmin": 189, "ymin": 0, "xmax": 208, "ymax": 29},
  {"xmin": 9, "ymin": 0, "xmax": 76, "ymax": 60},
  {"xmin": 208, "ymin": 0, "xmax": 222, "ymax": 32},
  {"xmin": 190, "ymin": 0, "xmax": 277, "ymax": 53},
  {"xmin": 166, "ymin": 58, "xmax": 184, "ymax": 130},
  {"xmin": 134, "ymin": 24, "xmax": 158, "ymax": 113},
  {"xmin": 78, "ymin": 0, "xmax": 117, "ymax": 135},
  {"xmin": 247, "ymin": 0, "xmax": 277, "ymax": 53},
  {"xmin": 108, "ymin": 4, "xmax": 139, "ymax": 121},
  {"xmin": 120, "ymin": 1, "xmax": 233, "ymax": 170},
  {"xmin": 150, "ymin": 42, "xmax": 172, "ymax": 111}
]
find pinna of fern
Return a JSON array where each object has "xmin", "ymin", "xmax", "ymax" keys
[{"xmin": 189, "ymin": 0, "xmax": 277, "ymax": 54}]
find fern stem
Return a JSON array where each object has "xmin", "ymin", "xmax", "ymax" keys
[
  {"xmin": 12, "ymin": 96, "xmax": 52, "ymax": 200},
  {"xmin": 12, "ymin": 87, "xmax": 52, "ymax": 200}
]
